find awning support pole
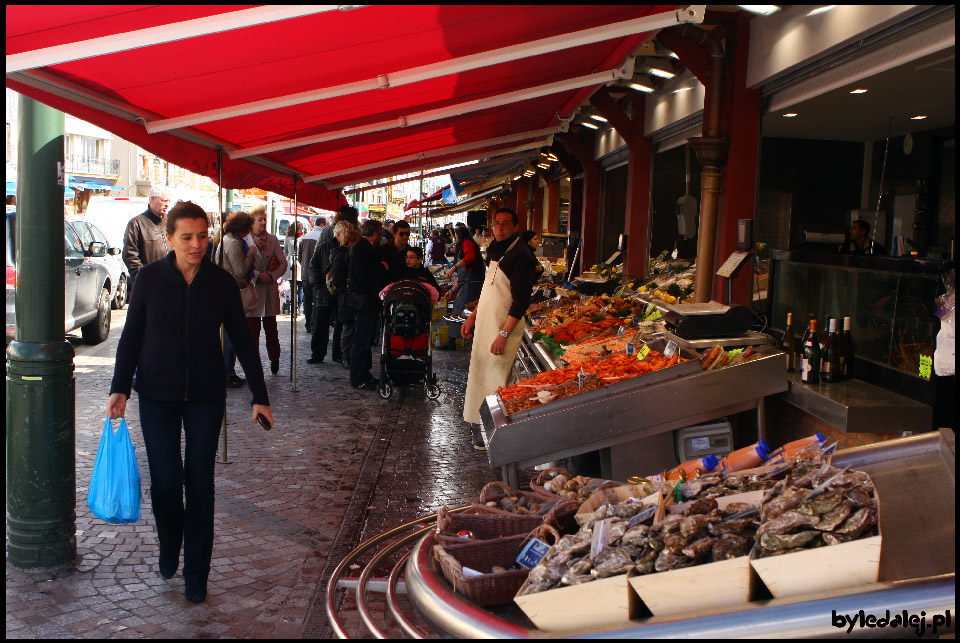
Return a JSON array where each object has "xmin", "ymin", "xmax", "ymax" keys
[
  {"xmin": 217, "ymin": 147, "xmax": 231, "ymax": 464},
  {"xmin": 291, "ymin": 175, "xmax": 299, "ymax": 391}
]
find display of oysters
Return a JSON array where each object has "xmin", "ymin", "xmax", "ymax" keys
[{"xmin": 753, "ymin": 459, "xmax": 878, "ymax": 558}]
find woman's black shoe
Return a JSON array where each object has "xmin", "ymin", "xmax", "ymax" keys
[
  {"xmin": 184, "ymin": 577, "xmax": 207, "ymax": 604},
  {"xmin": 158, "ymin": 552, "xmax": 179, "ymax": 579},
  {"xmin": 307, "ymin": 356, "xmax": 324, "ymax": 364},
  {"xmin": 270, "ymin": 360, "xmax": 280, "ymax": 374}
]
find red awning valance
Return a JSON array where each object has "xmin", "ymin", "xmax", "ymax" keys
[{"xmin": 6, "ymin": 5, "xmax": 687, "ymax": 209}]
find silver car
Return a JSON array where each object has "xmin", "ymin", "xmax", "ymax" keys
[{"xmin": 68, "ymin": 216, "xmax": 129, "ymax": 309}]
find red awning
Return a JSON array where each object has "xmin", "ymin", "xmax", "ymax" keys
[{"xmin": 6, "ymin": 5, "xmax": 685, "ymax": 209}]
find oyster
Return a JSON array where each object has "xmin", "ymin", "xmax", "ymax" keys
[
  {"xmin": 654, "ymin": 550, "xmax": 695, "ymax": 572},
  {"xmin": 708, "ymin": 517, "xmax": 756, "ymax": 537},
  {"xmin": 592, "ymin": 547, "xmax": 635, "ymax": 578},
  {"xmin": 687, "ymin": 497, "xmax": 719, "ymax": 515},
  {"xmin": 798, "ymin": 490, "xmax": 843, "ymax": 516},
  {"xmin": 843, "ymin": 488, "xmax": 874, "ymax": 508},
  {"xmin": 679, "ymin": 512, "xmax": 718, "ymax": 537},
  {"xmin": 712, "ymin": 534, "xmax": 750, "ymax": 560},
  {"xmin": 815, "ymin": 500, "xmax": 853, "ymax": 531},
  {"xmin": 523, "ymin": 562, "xmax": 563, "ymax": 594},
  {"xmin": 757, "ymin": 510, "xmax": 820, "ymax": 536},
  {"xmin": 664, "ymin": 531, "xmax": 695, "ymax": 554},
  {"xmin": 621, "ymin": 524, "xmax": 650, "ymax": 546},
  {"xmin": 822, "ymin": 532, "xmax": 854, "ymax": 546},
  {"xmin": 758, "ymin": 530, "xmax": 819, "ymax": 552},
  {"xmin": 834, "ymin": 507, "xmax": 877, "ymax": 537},
  {"xmin": 681, "ymin": 536, "xmax": 716, "ymax": 561}
]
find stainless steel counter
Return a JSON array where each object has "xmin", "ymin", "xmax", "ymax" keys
[
  {"xmin": 480, "ymin": 348, "xmax": 789, "ymax": 485},
  {"xmin": 405, "ymin": 430, "xmax": 956, "ymax": 638},
  {"xmin": 778, "ymin": 371, "xmax": 934, "ymax": 434}
]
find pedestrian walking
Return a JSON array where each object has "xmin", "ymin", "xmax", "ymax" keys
[
  {"xmin": 107, "ymin": 201, "xmax": 273, "ymax": 604},
  {"xmin": 250, "ymin": 206, "xmax": 287, "ymax": 375}
]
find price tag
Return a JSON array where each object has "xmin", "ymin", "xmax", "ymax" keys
[
  {"xmin": 637, "ymin": 343, "xmax": 651, "ymax": 360},
  {"xmin": 918, "ymin": 354, "xmax": 933, "ymax": 380},
  {"xmin": 626, "ymin": 505, "xmax": 657, "ymax": 528},
  {"xmin": 516, "ymin": 537, "xmax": 552, "ymax": 569},
  {"xmin": 632, "ymin": 314, "xmax": 640, "ymax": 326},
  {"xmin": 664, "ymin": 340, "xmax": 678, "ymax": 359},
  {"xmin": 614, "ymin": 285, "xmax": 626, "ymax": 297},
  {"xmin": 626, "ymin": 342, "xmax": 635, "ymax": 356},
  {"xmin": 548, "ymin": 296, "xmax": 561, "ymax": 308},
  {"xmin": 590, "ymin": 518, "xmax": 614, "ymax": 559},
  {"xmin": 617, "ymin": 325, "xmax": 625, "ymax": 338},
  {"xmin": 577, "ymin": 368, "xmax": 586, "ymax": 389},
  {"xmin": 462, "ymin": 566, "xmax": 484, "ymax": 578}
]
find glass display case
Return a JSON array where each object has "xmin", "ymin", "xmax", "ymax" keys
[{"xmin": 769, "ymin": 251, "xmax": 953, "ymax": 405}]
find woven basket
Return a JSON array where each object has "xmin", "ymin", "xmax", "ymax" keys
[
  {"xmin": 529, "ymin": 467, "xmax": 576, "ymax": 499},
  {"xmin": 475, "ymin": 481, "xmax": 581, "ymax": 535},
  {"xmin": 433, "ymin": 525, "xmax": 560, "ymax": 606},
  {"xmin": 436, "ymin": 505, "xmax": 553, "ymax": 545}
]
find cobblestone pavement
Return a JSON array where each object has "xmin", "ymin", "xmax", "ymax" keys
[{"xmin": 6, "ymin": 308, "xmax": 511, "ymax": 639}]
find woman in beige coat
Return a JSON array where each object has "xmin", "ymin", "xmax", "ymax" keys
[{"xmin": 249, "ymin": 206, "xmax": 288, "ymax": 374}]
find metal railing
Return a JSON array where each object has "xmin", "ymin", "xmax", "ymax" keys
[{"xmin": 65, "ymin": 154, "xmax": 120, "ymax": 176}]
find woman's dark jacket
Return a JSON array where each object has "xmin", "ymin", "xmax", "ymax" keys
[{"xmin": 110, "ymin": 252, "xmax": 269, "ymax": 406}]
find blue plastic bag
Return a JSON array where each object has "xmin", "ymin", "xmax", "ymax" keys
[{"xmin": 87, "ymin": 417, "xmax": 141, "ymax": 524}]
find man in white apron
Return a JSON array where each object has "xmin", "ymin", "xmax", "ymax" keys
[{"xmin": 461, "ymin": 208, "xmax": 539, "ymax": 449}]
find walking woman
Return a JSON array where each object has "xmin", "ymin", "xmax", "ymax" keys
[
  {"xmin": 249, "ymin": 206, "xmax": 288, "ymax": 374},
  {"xmin": 107, "ymin": 201, "xmax": 273, "ymax": 604}
]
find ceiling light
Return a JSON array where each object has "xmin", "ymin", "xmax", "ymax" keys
[
  {"xmin": 649, "ymin": 68, "xmax": 675, "ymax": 79},
  {"xmin": 581, "ymin": 121, "xmax": 600, "ymax": 130},
  {"xmin": 782, "ymin": 113, "xmax": 798, "ymax": 118},
  {"xmin": 737, "ymin": 5, "xmax": 781, "ymax": 16},
  {"xmin": 807, "ymin": 5, "xmax": 836, "ymax": 16},
  {"xmin": 911, "ymin": 115, "xmax": 928, "ymax": 120},
  {"xmin": 669, "ymin": 52, "xmax": 679, "ymax": 59},
  {"xmin": 849, "ymin": 89, "xmax": 868, "ymax": 94},
  {"xmin": 628, "ymin": 82, "xmax": 654, "ymax": 93},
  {"xmin": 673, "ymin": 87, "xmax": 693, "ymax": 93},
  {"xmin": 589, "ymin": 114, "xmax": 608, "ymax": 123},
  {"xmin": 546, "ymin": 153, "xmax": 558, "ymax": 161},
  {"xmin": 538, "ymin": 164, "xmax": 551, "ymax": 169}
]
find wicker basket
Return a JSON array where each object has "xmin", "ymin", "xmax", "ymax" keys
[
  {"xmin": 436, "ymin": 505, "xmax": 553, "ymax": 545},
  {"xmin": 474, "ymin": 481, "xmax": 581, "ymax": 535},
  {"xmin": 433, "ymin": 525, "xmax": 560, "ymax": 606},
  {"xmin": 529, "ymin": 467, "xmax": 576, "ymax": 499}
]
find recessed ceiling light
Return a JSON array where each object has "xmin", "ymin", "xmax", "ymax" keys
[
  {"xmin": 589, "ymin": 114, "xmax": 608, "ymax": 123},
  {"xmin": 849, "ymin": 89, "xmax": 868, "ymax": 94},
  {"xmin": 737, "ymin": 5, "xmax": 781, "ymax": 16},
  {"xmin": 673, "ymin": 87, "xmax": 693, "ymax": 93},
  {"xmin": 628, "ymin": 82, "xmax": 654, "ymax": 93},
  {"xmin": 581, "ymin": 121, "xmax": 600, "ymax": 130},
  {"xmin": 807, "ymin": 5, "xmax": 836, "ymax": 16},
  {"xmin": 782, "ymin": 113, "xmax": 798, "ymax": 118},
  {"xmin": 649, "ymin": 68, "xmax": 676, "ymax": 79},
  {"xmin": 911, "ymin": 115, "xmax": 928, "ymax": 120}
]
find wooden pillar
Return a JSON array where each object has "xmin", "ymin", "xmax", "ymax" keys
[
  {"xmin": 557, "ymin": 131, "xmax": 601, "ymax": 273},
  {"xmin": 592, "ymin": 87, "xmax": 653, "ymax": 279},
  {"xmin": 715, "ymin": 12, "xmax": 761, "ymax": 306},
  {"xmin": 532, "ymin": 176, "xmax": 544, "ymax": 234}
]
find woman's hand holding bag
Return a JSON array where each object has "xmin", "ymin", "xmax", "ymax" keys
[{"xmin": 87, "ymin": 417, "xmax": 142, "ymax": 524}]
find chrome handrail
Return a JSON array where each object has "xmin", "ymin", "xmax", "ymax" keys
[{"xmin": 325, "ymin": 505, "xmax": 470, "ymax": 638}]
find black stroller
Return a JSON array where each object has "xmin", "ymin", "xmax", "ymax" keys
[{"xmin": 378, "ymin": 279, "xmax": 441, "ymax": 400}]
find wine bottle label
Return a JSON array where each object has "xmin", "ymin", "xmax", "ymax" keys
[{"xmin": 822, "ymin": 360, "xmax": 832, "ymax": 373}]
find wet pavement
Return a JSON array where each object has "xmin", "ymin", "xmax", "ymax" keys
[{"xmin": 6, "ymin": 308, "xmax": 511, "ymax": 638}]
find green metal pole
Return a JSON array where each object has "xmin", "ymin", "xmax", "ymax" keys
[
  {"xmin": 225, "ymin": 189, "xmax": 234, "ymax": 215},
  {"xmin": 6, "ymin": 95, "xmax": 76, "ymax": 569}
]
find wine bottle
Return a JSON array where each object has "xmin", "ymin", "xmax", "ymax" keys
[
  {"xmin": 821, "ymin": 318, "xmax": 842, "ymax": 382},
  {"xmin": 799, "ymin": 314, "xmax": 814, "ymax": 356},
  {"xmin": 841, "ymin": 317, "xmax": 855, "ymax": 379},
  {"xmin": 801, "ymin": 318, "xmax": 820, "ymax": 384},
  {"xmin": 782, "ymin": 313, "xmax": 798, "ymax": 372}
]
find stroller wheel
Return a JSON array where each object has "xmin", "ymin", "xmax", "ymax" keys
[
  {"xmin": 426, "ymin": 383, "xmax": 441, "ymax": 400},
  {"xmin": 379, "ymin": 382, "xmax": 393, "ymax": 399}
]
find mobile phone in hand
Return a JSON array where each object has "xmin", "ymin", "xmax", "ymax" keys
[{"xmin": 257, "ymin": 413, "xmax": 272, "ymax": 431}]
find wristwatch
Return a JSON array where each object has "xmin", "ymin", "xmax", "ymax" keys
[{"xmin": 499, "ymin": 330, "xmax": 509, "ymax": 338}]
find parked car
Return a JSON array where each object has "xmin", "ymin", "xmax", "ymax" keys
[
  {"xmin": 6, "ymin": 212, "xmax": 113, "ymax": 344},
  {"xmin": 68, "ymin": 216, "xmax": 130, "ymax": 309}
]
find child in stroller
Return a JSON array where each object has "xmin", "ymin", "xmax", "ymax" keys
[{"xmin": 377, "ymin": 279, "xmax": 441, "ymax": 399}]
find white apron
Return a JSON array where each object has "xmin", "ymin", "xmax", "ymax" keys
[{"xmin": 463, "ymin": 240, "xmax": 526, "ymax": 424}]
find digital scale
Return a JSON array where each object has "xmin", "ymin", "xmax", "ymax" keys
[
  {"xmin": 660, "ymin": 300, "xmax": 753, "ymax": 340},
  {"xmin": 676, "ymin": 420, "xmax": 734, "ymax": 462}
]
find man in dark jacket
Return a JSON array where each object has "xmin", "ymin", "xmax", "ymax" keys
[
  {"xmin": 379, "ymin": 219, "xmax": 410, "ymax": 285},
  {"xmin": 347, "ymin": 219, "xmax": 387, "ymax": 390},
  {"xmin": 122, "ymin": 186, "xmax": 171, "ymax": 294}
]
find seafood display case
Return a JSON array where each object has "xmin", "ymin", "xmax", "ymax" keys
[
  {"xmin": 480, "ymin": 332, "xmax": 789, "ymax": 487},
  {"xmin": 403, "ymin": 429, "xmax": 955, "ymax": 638}
]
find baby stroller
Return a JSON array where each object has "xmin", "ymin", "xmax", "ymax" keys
[{"xmin": 379, "ymin": 279, "xmax": 441, "ymax": 400}]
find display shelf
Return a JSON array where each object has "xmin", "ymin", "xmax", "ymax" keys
[{"xmin": 778, "ymin": 371, "xmax": 933, "ymax": 434}]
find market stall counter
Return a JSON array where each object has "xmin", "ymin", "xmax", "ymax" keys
[
  {"xmin": 401, "ymin": 429, "xmax": 955, "ymax": 638},
  {"xmin": 479, "ymin": 343, "xmax": 789, "ymax": 488}
]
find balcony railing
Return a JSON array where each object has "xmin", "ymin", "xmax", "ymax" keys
[{"xmin": 65, "ymin": 154, "xmax": 120, "ymax": 176}]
